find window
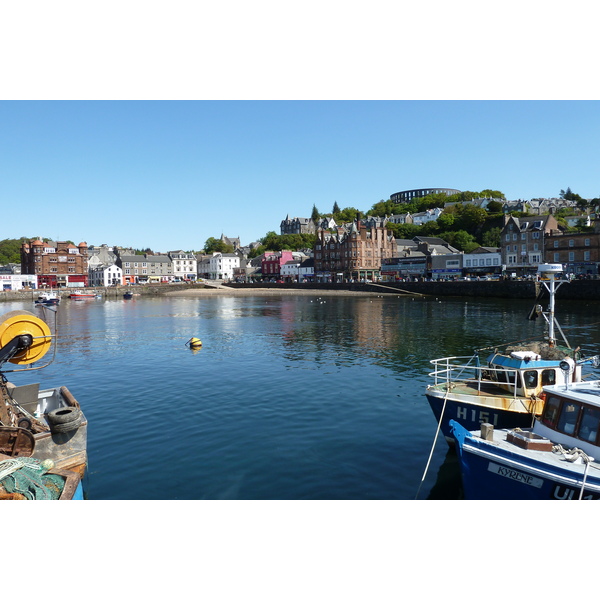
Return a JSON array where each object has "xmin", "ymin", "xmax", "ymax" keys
[
  {"xmin": 541, "ymin": 395, "xmax": 560, "ymax": 427},
  {"xmin": 523, "ymin": 371, "xmax": 538, "ymax": 389},
  {"xmin": 585, "ymin": 238, "xmax": 590, "ymax": 247},
  {"xmin": 569, "ymin": 240, "xmax": 575, "ymax": 247},
  {"xmin": 577, "ymin": 406, "xmax": 600, "ymax": 444},
  {"xmin": 541, "ymin": 370, "xmax": 556, "ymax": 386},
  {"xmin": 556, "ymin": 401, "xmax": 581, "ymax": 435},
  {"xmin": 584, "ymin": 251, "xmax": 590, "ymax": 261},
  {"xmin": 569, "ymin": 252, "xmax": 575, "ymax": 262},
  {"xmin": 554, "ymin": 241, "xmax": 559, "ymax": 248},
  {"xmin": 553, "ymin": 252, "xmax": 560, "ymax": 262}
]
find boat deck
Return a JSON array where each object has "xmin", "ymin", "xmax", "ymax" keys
[{"xmin": 465, "ymin": 426, "xmax": 600, "ymax": 478}]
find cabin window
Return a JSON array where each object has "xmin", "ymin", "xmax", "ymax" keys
[
  {"xmin": 541, "ymin": 395, "xmax": 561, "ymax": 427},
  {"xmin": 541, "ymin": 370, "xmax": 556, "ymax": 386},
  {"xmin": 523, "ymin": 371, "xmax": 538, "ymax": 388},
  {"xmin": 556, "ymin": 401, "xmax": 581, "ymax": 435},
  {"xmin": 577, "ymin": 406, "xmax": 600, "ymax": 444}
]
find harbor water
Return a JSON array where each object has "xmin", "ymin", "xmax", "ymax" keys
[{"xmin": 4, "ymin": 292, "xmax": 600, "ymax": 500}]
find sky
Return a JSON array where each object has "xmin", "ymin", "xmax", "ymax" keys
[
  {"xmin": 2, "ymin": 2, "xmax": 598, "ymax": 255},
  {"xmin": 2, "ymin": 100, "xmax": 600, "ymax": 253}
]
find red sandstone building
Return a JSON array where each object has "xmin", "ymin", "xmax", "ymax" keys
[
  {"xmin": 314, "ymin": 218, "xmax": 397, "ymax": 282},
  {"xmin": 21, "ymin": 239, "xmax": 89, "ymax": 288}
]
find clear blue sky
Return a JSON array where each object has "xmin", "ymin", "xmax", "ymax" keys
[
  {"xmin": 1, "ymin": 100, "xmax": 599, "ymax": 252},
  {"xmin": 0, "ymin": 101, "xmax": 600, "ymax": 251}
]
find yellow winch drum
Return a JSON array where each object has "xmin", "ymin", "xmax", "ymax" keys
[{"xmin": 0, "ymin": 310, "xmax": 52, "ymax": 365}]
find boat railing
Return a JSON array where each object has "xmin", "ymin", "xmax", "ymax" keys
[{"xmin": 429, "ymin": 356, "xmax": 520, "ymax": 399}]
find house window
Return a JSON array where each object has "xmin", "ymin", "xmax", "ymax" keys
[
  {"xmin": 584, "ymin": 251, "xmax": 590, "ymax": 261},
  {"xmin": 585, "ymin": 238, "xmax": 591, "ymax": 246},
  {"xmin": 569, "ymin": 252, "xmax": 575, "ymax": 261},
  {"xmin": 554, "ymin": 241, "xmax": 559, "ymax": 248},
  {"xmin": 553, "ymin": 253, "xmax": 560, "ymax": 262}
]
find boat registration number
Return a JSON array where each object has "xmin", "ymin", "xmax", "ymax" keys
[{"xmin": 488, "ymin": 462, "xmax": 543, "ymax": 488}]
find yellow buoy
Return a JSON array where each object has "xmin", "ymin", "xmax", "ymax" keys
[
  {"xmin": 0, "ymin": 310, "xmax": 52, "ymax": 364},
  {"xmin": 187, "ymin": 337, "xmax": 202, "ymax": 348}
]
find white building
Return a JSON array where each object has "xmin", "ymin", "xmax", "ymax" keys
[
  {"xmin": 209, "ymin": 252, "xmax": 240, "ymax": 280},
  {"xmin": 89, "ymin": 264, "xmax": 123, "ymax": 287},
  {"xmin": 168, "ymin": 251, "xmax": 197, "ymax": 281},
  {"xmin": 0, "ymin": 274, "xmax": 37, "ymax": 290}
]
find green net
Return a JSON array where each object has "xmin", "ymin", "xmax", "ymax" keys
[{"xmin": 0, "ymin": 457, "xmax": 65, "ymax": 500}]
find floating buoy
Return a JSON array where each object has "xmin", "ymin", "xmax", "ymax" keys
[{"xmin": 186, "ymin": 337, "xmax": 202, "ymax": 348}]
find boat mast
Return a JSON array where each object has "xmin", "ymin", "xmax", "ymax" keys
[{"xmin": 537, "ymin": 264, "xmax": 568, "ymax": 348}]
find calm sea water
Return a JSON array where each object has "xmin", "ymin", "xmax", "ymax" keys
[{"xmin": 3, "ymin": 291, "xmax": 600, "ymax": 500}]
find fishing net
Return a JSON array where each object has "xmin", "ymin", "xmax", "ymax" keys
[{"xmin": 0, "ymin": 457, "xmax": 65, "ymax": 500}]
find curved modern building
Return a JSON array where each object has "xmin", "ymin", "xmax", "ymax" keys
[{"xmin": 391, "ymin": 188, "xmax": 461, "ymax": 204}]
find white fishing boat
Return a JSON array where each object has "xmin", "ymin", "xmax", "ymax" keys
[
  {"xmin": 451, "ymin": 369, "xmax": 600, "ymax": 500},
  {"xmin": 0, "ymin": 310, "xmax": 87, "ymax": 500},
  {"xmin": 34, "ymin": 291, "xmax": 60, "ymax": 305},
  {"xmin": 425, "ymin": 264, "xmax": 598, "ymax": 444}
]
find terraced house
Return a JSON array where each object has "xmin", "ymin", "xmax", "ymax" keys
[{"xmin": 115, "ymin": 251, "xmax": 174, "ymax": 284}]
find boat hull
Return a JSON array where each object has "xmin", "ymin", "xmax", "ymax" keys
[
  {"xmin": 426, "ymin": 388, "xmax": 538, "ymax": 442},
  {"xmin": 451, "ymin": 420, "xmax": 600, "ymax": 500}
]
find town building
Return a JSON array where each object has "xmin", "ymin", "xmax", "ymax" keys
[
  {"xmin": 208, "ymin": 252, "xmax": 239, "ymax": 280},
  {"xmin": 21, "ymin": 239, "xmax": 89, "ymax": 288},
  {"xmin": 381, "ymin": 237, "xmax": 461, "ymax": 280},
  {"xmin": 499, "ymin": 214, "xmax": 560, "ymax": 276},
  {"xmin": 0, "ymin": 274, "xmax": 37, "ymax": 290},
  {"xmin": 280, "ymin": 216, "xmax": 316, "ymax": 236},
  {"xmin": 463, "ymin": 247, "xmax": 502, "ymax": 278},
  {"xmin": 89, "ymin": 264, "xmax": 123, "ymax": 287},
  {"xmin": 168, "ymin": 251, "xmax": 197, "ymax": 281},
  {"xmin": 262, "ymin": 250, "xmax": 296, "ymax": 280},
  {"xmin": 314, "ymin": 218, "xmax": 397, "ymax": 282},
  {"xmin": 115, "ymin": 251, "xmax": 174, "ymax": 284},
  {"xmin": 544, "ymin": 219, "xmax": 600, "ymax": 277}
]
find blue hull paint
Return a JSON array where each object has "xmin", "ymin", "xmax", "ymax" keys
[
  {"xmin": 72, "ymin": 481, "xmax": 84, "ymax": 500},
  {"xmin": 426, "ymin": 394, "xmax": 535, "ymax": 441},
  {"xmin": 450, "ymin": 420, "xmax": 600, "ymax": 500}
]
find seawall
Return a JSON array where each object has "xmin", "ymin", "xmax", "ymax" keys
[{"xmin": 2, "ymin": 279, "xmax": 599, "ymax": 303}]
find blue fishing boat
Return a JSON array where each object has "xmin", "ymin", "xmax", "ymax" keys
[
  {"xmin": 450, "ymin": 373, "xmax": 600, "ymax": 500},
  {"xmin": 123, "ymin": 291, "xmax": 134, "ymax": 299},
  {"xmin": 0, "ymin": 310, "xmax": 87, "ymax": 500},
  {"xmin": 425, "ymin": 264, "xmax": 598, "ymax": 444}
]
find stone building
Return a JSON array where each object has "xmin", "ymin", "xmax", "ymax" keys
[
  {"xmin": 314, "ymin": 218, "xmax": 397, "ymax": 282},
  {"xmin": 544, "ymin": 219, "xmax": 600, "ymax": 276},
  {"xmin": 21, "ymin": 238, "xmax": 89, "ymax": 288},
  {"xmin": 499, "ymin": 214, "xmax": 561, "ymax": 275}
]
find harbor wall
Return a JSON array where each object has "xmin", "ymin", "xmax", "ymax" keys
[
  {"xmin": 225, "ymin": 280, "xmax": 600, "ymax": 300},
  {"xmin": 1, "ymin": 279, "xmax": 599, "ymax": 302}
]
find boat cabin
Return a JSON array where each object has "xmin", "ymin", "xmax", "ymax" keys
[
  {"xmin": 534, "ymin": 381, "xmax": 600, "ymax": 461},
  {"xmin": 486, "ymin": 351, "xmax": 581, "ymax": 398}
]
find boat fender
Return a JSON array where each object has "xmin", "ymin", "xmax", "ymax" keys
[{"xmin": 47, "ymin": 406, "xmax": 82, "ymax": 426}]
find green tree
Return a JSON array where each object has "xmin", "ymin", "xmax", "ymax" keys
[
  {"xmin": 0, "ymin": 237, "xmax": 29, "ymax": 264},
  {"xmin": 311, "ymin": 205, "xmax": 320, "ymax": 221},
  {"xmin": 332, "ymin": 201, "xmax": 340, "ymax": 214},
  {"xmin": 440, "ymin": 230, "xmax": 479, "ymax": 252},
  {"xmin": 486, "ymin": 200, "xmax": 504, "ymax": 214},
  {"xmin": 481, "ymin": 227, "xmax": 502, "ymax": 247},
  {"xmin": 203, "ymin": 237, "xmax": 233, "ymax": 254}
]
